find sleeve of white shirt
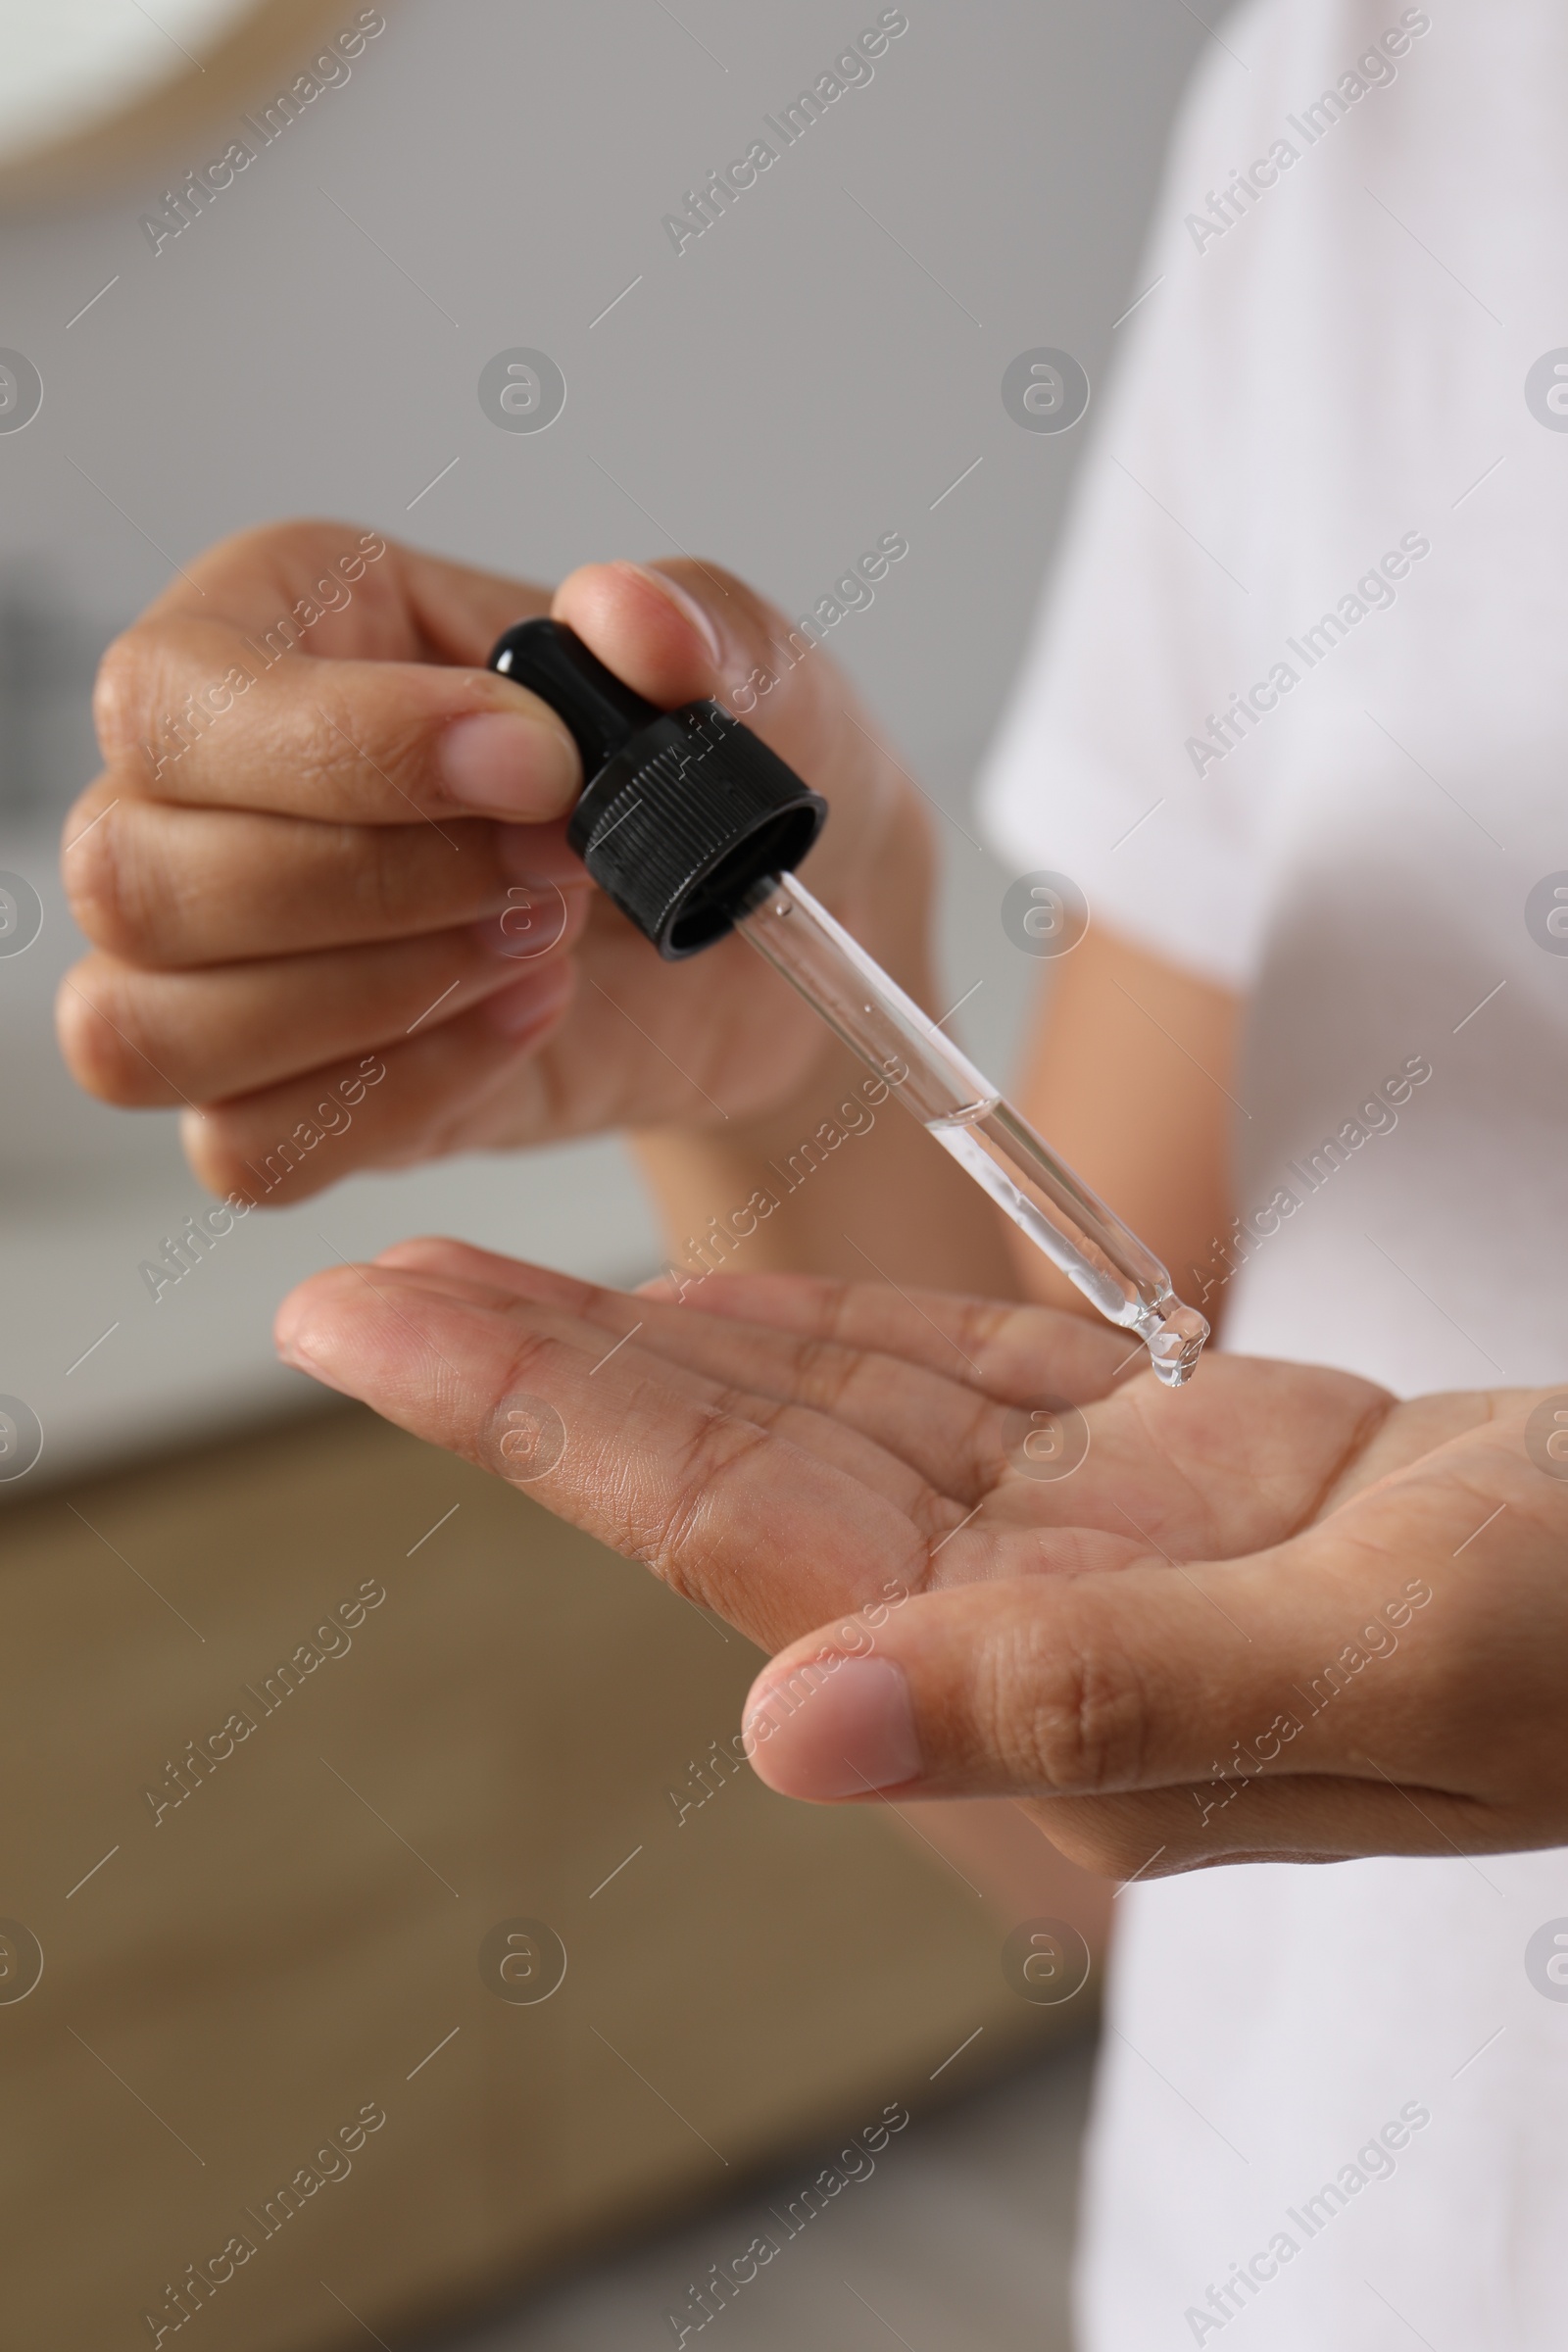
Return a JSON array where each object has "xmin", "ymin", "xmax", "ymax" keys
[{"xmin": 976, "ymin": 0, "xmax": 1401, "ymax": 991}]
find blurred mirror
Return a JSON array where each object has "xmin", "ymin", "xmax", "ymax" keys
[{"xmin": 0, "ymin": 0, "xmax": 337, "ymax": 204}]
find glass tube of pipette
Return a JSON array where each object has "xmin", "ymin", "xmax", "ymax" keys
[{"xmin": 735, "ymin": 871, "xmax": 1209, "ymax": 1387}]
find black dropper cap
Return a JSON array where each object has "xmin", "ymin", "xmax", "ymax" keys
[{"xmin": 487, "ymin": 618, "xmax": 827, "ymax": 959}]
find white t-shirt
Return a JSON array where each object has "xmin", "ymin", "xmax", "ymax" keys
[{"xmin": 978, "ymin": 3, "xmax": 1568, "ymax": 2343}]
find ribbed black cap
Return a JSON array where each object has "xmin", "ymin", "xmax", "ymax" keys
[{"xmin": 488, "ymin": 618, "xmax": 827, "ymax": 958}]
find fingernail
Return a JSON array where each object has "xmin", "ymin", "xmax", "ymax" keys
[
  {"xmin": 483, "ymin": 962, "xmax": 573, "ymax": 1037},
  {"xmin": 743, "ymin": 1657, "xmax": 921, "ymax": 1799},
  {"xmin": 440, "ymin": 711, "xmax": 579, "ymax": 816},
  {"xmin": 615, "ymin": 562, "xmax": 723, "ymax": 667}
]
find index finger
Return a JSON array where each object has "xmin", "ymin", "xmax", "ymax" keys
[
  {"xmin": 92, "ymin": 521, "xmax": 580, "ymax": 825},
  {"xmin": 273, "ymin": 1257, "xmax": 931, "ymax": 1648},
  {"xmin": 141, "ymin": 517, "xmax": 538, "ymax": 664}
]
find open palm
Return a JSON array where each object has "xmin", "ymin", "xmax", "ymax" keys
[{"xmin": 275, "ymin": 1240, "xmax": 1568, "ymax": 1877}]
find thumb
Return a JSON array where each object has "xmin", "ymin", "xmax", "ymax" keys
[
  {"xmin": 552, "ymin": 557, "xmax": 915, "ymax": 906},
  {"xmin": 553, "ymin": 558, "xmax": 729, "ymax": 706},
  {"xmin": 738, "ymin": 1548, "xmax": 1408, "ymax": 1806},
  {"xmin": 554, "ymin": 556, "xmax": 838, "ymax": 749}
]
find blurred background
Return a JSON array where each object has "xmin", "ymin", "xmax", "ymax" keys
[{"xmin": 0, "ymin": 4, "xmax": 1214, "ymax": 2345}]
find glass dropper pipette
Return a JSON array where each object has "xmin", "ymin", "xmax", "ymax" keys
[
  {"xmin": 487, "ymin": 617, "xmax": 1210, "ymax": 1387},
  {"xmin": 734, "ymin": 870, "xmax": 1208, "ymax": 1385}
]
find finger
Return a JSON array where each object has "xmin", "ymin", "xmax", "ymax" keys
[
  {"xmin": 95, "ymin": 618, "xmax": 580, "ymax": 826},
  {"xmin": 374, "ymin": 1237, "xmax": 625, "ymax": 1307},
  {"xmin": 554, "ymin": 558, "xmax": 878, "ymax": 800},
  {"xmin": 367, "ymin": 1248, "xmax": 1174, "ymax": 1583},
  {"xmin": 135, "ymin": 518, "xmax": 541, "ymax": 661},
  {"xmin": 272, "ymin": 1257, "xmax": 934, "ymax": 1644},
  {"xmin": 635, "ymin": 1269, "xmax": 1133, "ymax": 1404},
  {"xmin": 375, "ymin": 1253, "xmax": 1152, "ymax": 1575},
  {"xmin": 371, "ymin": 1247, "xmax": 1391, "ymax": 1560},
  {"xmin": 63, "ymin": 782, "xmax": 587, "ymax": 965},
  {"xmin": 555, "ymin": 559, "xmax": 727, "ymax": 707},
  {"xmin": 741, "ymin": 1616, "xmax": 1507, "ymax": 1868},
  {"xmin": 556, "ymin": 559, "xmax": 945, "ymax": 974},
  {"xmin": 375, "ymin": 1240, "xmax": 1039, "ymax": 1503},
  {"xmin": 739, "ymin": 1529, "xmax": 1446, "ymax": 1806},
  {"xmin": 94, "ymin": 522, "xmax": 581, "ymax": 825},
  {"xmin": 57, "ymin": 905, "xmax": 586, "ymax": 1104},
  {"xmin": 178, "ymin": 972, "xmax": 578, "ymax": 1202},
  {"xmin": 177, "ymin": 891, "xmax": 816, "ymax": 1182},
  {"xmin": 364, "ymin": 1255, "xmax": 964, "ymax": 1533}
]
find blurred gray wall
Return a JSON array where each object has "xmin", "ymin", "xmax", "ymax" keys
[{"xmin": 0, "ymin": 0, "xmax": 1213, "ymax": 1472}]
